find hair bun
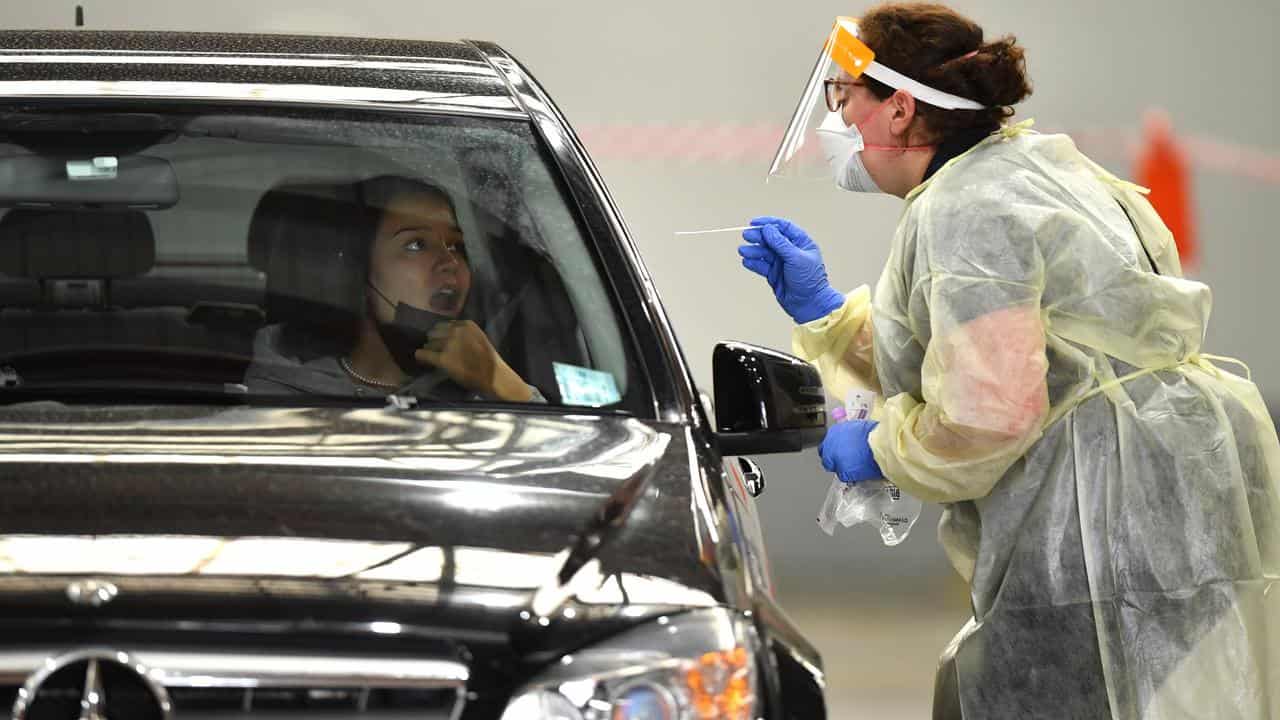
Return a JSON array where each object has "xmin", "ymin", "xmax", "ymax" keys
[{"xmin": 968, "ymin": 36, "xmax": 1032, "ymax": 108}]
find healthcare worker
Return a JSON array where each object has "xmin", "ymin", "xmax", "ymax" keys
[{"xmin": 741, "ymin": 4, "xmax": 1280, "ymax": 718}]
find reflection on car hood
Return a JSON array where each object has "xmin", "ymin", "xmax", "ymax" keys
[{"xmin": 0, "ymin": 404, "xmax": 720, "ymax": 656}]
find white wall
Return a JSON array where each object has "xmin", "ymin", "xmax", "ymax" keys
[{"xmin": 7, "ymin": 0, "xmax": 1279, "ymax": 589}]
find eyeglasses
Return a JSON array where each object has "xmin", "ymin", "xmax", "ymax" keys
[{"xmin": 822, "ymin": 79, "xmax": 858, "ymax": 112}]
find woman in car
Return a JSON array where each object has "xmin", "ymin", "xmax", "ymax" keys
[{"xmin": 245, "ymin": 175, "xmax": 542, "ymax": 403}]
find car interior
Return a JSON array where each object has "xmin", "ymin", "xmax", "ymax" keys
[{"xmin": 0, "ymin": 107, "xmax": 638, "ymax": 409}]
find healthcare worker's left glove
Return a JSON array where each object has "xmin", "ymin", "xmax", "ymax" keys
[
  {"xmin": 739, "ymin": 216, "xmax": 845, "ymax": 324},
  {"xmin": 819, "ymin": 419, "xmax": 884, "ymax": 484}
]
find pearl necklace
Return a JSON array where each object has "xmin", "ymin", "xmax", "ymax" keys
[{"xmin": 340, "ymin": 356, "xmax": 400, "ymax": 389}]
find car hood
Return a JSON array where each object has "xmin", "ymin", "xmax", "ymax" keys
[{"xmin": 0, "ymin": 403, "xmax": 724, "ymax": 661}]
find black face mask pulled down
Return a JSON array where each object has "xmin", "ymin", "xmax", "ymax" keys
[{"xmin": 369, "ymin": 283, "xmax": 453, "ymax": 376}]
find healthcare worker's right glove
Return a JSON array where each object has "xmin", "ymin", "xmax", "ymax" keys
[{"xmin": 739, "ymin": 216, "xmax": 845, "ymax": 324}]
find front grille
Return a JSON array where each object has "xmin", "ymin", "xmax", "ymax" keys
[
  {"xmin": 169, "ymin": 686, "xmax": 460, "ymax": 718},
  {"xmin": 0, "ymin": 648, "xmax": 467, "ymax": 719}
]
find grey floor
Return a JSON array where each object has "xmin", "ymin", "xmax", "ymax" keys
[{"xmin": 775, "ymin": 577, "xmax": 972, "ymax": 719}]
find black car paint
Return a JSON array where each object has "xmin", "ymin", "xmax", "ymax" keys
[{"xmin": 0, "ymin": 31, "xmax": 826, "ymax": 718}]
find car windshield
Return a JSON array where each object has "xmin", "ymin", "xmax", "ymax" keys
[{"xmin": 0, "ymin": 104, "xmax": 646, "ymax": 413}]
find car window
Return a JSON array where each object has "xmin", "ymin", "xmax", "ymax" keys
[{"xmin": 0, "ymin": 105, "xmax": 648, "ymax": 414}]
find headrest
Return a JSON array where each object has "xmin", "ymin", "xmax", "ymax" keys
[
  {"xmin": 248, "ymin": 181, "xmax": 366, "ymax": 326},
  {"xmin": 0, "ymin": 209, "xmax": 155, "ymax": 278},
  {"xmin": 248, "ymin": 182, "xmax": 360, "ymax": 273}
]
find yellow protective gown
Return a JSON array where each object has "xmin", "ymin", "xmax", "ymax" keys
[{"xmin": 793, "ymin": 123, "xmax": 1280, "ymax": 719}]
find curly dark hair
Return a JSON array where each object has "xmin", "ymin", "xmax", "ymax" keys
[{"xmin": 858, "ymin": 3, "xmax": 1033, "ymax": 138}]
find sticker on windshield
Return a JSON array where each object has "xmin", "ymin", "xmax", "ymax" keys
[{"xmin": 553, "ymin": 363, "xmax": 621, "ymax": 407}]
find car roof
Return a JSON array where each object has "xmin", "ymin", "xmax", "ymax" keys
[{"xmin": 0, "ymin": 30, "xmax": 523, "ymax": 116}]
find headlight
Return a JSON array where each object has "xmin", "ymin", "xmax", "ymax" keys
[{"xmin": 500, "ymin": 609, "xmax": 759, "ymax": 720}]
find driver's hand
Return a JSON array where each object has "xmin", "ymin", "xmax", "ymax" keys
[{"xmin": 415, "ymin": 320, "xmax": 533, "ymax": 402}]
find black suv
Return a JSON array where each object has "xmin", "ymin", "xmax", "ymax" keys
[{"xmin": 0, "ymin": 31, "xmax": 827, "ymax": 719}]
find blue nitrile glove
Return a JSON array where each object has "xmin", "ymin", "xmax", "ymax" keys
[
  {"xmin": 738, "ymin": 216, "xmax": 844, "ymax": 324},
  {"xmin": 819, "ymin": 419, "xmax": 884, "ymax": 484}
]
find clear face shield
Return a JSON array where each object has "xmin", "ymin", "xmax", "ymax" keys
[{"xmin": 767, "ymin": 17, "xmax": 987, "ymax": 183}]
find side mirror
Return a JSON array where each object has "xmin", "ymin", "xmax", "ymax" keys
[{"xmin": 712, "ymin": 341, "xmax": 827, "ymax": 455}]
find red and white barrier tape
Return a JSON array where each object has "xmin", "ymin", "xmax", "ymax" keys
[{"xmin": 576, "ymin": 122, "xmax": 1280, "ymax": 186}]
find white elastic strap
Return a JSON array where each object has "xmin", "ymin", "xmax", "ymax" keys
[{"xmin": 863, "ymin": 61, "xmax": 986, "ymax": 111}]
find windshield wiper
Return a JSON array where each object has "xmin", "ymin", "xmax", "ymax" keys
[{"xmin": 530, "ymin": 428, "xmax": 673, "ymax": 617}]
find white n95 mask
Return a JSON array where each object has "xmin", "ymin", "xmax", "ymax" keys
[{"xmin": 816, "ymin": 110, "xmax": 883, "ymax": 194}]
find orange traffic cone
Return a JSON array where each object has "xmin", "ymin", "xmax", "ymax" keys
[{"xmin": 1134, "ymin": 110, "xmax": 1198, "ymax": 271}]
